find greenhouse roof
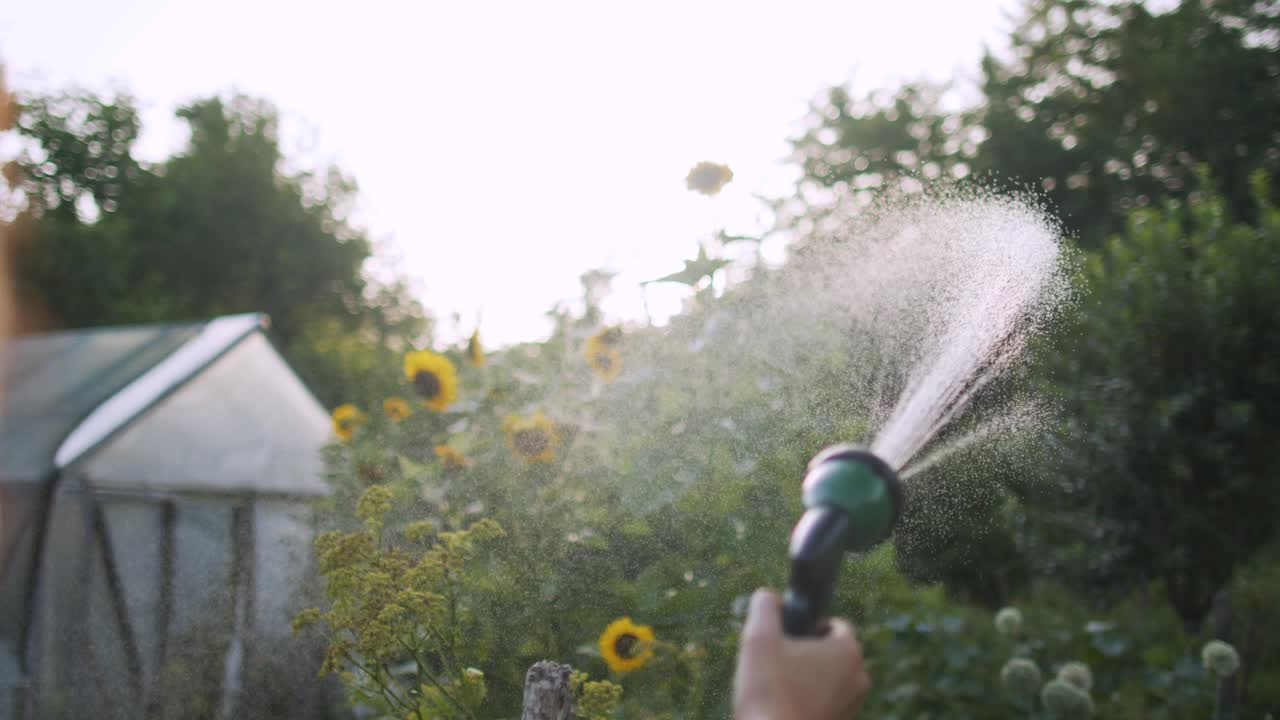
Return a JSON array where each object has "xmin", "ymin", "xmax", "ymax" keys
[{"xmin": 0, "ymin": 314, "xmax": 264, "ymax": 484}]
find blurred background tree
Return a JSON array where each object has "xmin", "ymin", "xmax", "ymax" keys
[
  {"xmin": 1037, "ymin": 174, "xmax": 1280, "ymax": 626},
  {"xmin": 8, "ymin": 92, "xmax": 429, "ymax": 405},
  {"xmin": 790, "ymin": 0, "xmax": 1280, "ymax": 249}
]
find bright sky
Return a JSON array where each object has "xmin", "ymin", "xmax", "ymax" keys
[{"xmin": 1, "ymin": 0, "xmax": 1015, "ymax": 347}]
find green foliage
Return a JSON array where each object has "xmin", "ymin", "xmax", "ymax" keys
[
  {"xmin": 980, "ymin": 0, "xmax": 1280, "ymax": 246},
  {"xmin": 9, "ymin": 90, "xmax": 429, "ymax": 405},
  {"xmin": 790, "ymin": 0, "xmax": 1280, "ymax": 249},
  {"xmin": 646, "ymin": 244, "xmax": 732, "ymax": 288},
  {"xmin": 829, "ymin": 574, "xmax": 1223, "ymax": 719},
  {"xmin": 1040, "ymin": 173, "xmax": 1280, "ymax": 623},
  {"xmin": 297, "ymin": 484, "xmax": 504, "ymax": 719},
  {"xmin": 303, "ymin": 253, "xmax": 1277, "ymax": 719}
]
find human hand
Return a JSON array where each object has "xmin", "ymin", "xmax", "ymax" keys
[{"xmin": 732, "ymin": 588, "xmax": 871, "ymax": 720}]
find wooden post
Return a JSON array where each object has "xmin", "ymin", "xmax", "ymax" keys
[{"xmin": 520, "ymin": 661, "xmax": 574, "ymax": 720}]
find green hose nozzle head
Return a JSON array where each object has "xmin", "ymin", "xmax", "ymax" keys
[
  {"xmin": 783, "ymin": 445, "xmax": 903, "ymax": 636},
  {"xmin": 801, "ymin": 445, "xmax": 903, "ymax": 552}
]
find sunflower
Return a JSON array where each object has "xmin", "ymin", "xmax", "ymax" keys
[
  {"xmin": 383, "ymin": 396, "xmax": 412, "ymax": 421},
  {"xmin": 685, "ymin": 161, "xmax": 734, "ymax": 196},
  {"xmin": 593, "ymin": 326, "xmax": 623, "ymax": 348},
  {"xmin": 434, "ymin": 444, "xmax": 471, "ymax": 471},
  {"xmin": 467, "ymin": 329, "xmax": 485, "ymax": 367},
  {"xmin": 404, "ymin": 349, "xmax": 459, "ymax": 411},
  {"xmin": 585, "ymin": 344, "xmax": 622, "ymax": 383},
  {"xmin": 331, "ymin": 404, "xmax": 367, "ymax": 441},
  {"xmin": 598, "ymin": 617, "xmax": 655, "ymax": 673},
  {"xmin": 503, "ymin": 412, "xmax": 561, "ymax": 463}
]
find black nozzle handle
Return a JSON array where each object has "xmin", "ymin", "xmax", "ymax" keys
[
  {"xmin": 782, "ymin": 588, "xmax": 822, "ymax": 637},
  {"xmin": 782, "ymin": 506, "xmax": 853, "ymax": 637}
]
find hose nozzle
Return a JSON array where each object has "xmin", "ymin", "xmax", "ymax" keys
[{"xmin": 782, "ymin": 445, "xmax": 902, "ymax": 636}]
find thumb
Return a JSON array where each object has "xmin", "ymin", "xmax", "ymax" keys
[{"xmin": 742, "ymin": 588, "xmax": 783, "ymax": 645}]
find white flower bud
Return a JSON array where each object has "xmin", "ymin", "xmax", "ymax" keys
[
  {"xmin": 1000, "ymin": 657, "xmax": 1042, "ymax": 699},
  {"xmin": 1041, "ymin": 678, "xmax": 1095, "ymax": 718},
  {"xmin": 1201, "ymin": 640, "xmax": 1240, "ymax": 677},
  {"xmin": 1057, "ymin": 661, "xmax": 1092, "ymax": 691},
  {"xmin": 994, "ymin": 607, "xmax": 1024, "ymax": 636}
]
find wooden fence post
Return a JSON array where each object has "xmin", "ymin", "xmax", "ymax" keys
[{"xmin": 520, "ymin": 661, "xmax": 574, "ymax": 720}]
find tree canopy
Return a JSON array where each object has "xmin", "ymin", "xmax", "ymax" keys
[
  {"xmin": 790, "ymin": 0, "xmax": 1280, "ymax": 249},
  {"xmin": 9, "ymin": 92, "xmax": 429, "ymax": 405}
]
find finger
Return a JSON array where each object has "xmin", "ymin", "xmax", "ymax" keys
[
  {"xmin": 742, "ymin": 588, "xmax": 783, "ymax": 645},
  {"xmin": 820, "ymin": 619, "xmax": 865, "ymax": 667},
  {"xmin": 824, "ymin": 618, "xmax": 861, "ymax": 646}
]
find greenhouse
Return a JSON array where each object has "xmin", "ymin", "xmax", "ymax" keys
[{"xmin": 0, "ymin": 314, "xmax": 331, "ymax": 719}]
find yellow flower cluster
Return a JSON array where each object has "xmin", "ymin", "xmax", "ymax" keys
[
  {"xmin": 334, "ymin": 329, "xmax": 619, "ymax": 471},
  {"xmin": 296, "ymin": 485, "xmax": 503, "ymax": 715},
  {"xmin": 571, "ymin": 671, "xmax": 624, "ymax": 720}
]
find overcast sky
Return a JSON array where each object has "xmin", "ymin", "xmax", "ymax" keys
[{"xmin": 1, "ymin": 0, "xmax": 1016, "ymax": 346}]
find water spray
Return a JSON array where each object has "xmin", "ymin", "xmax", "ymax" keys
[{"xmin": 783, "ymin": 445, "xmax": 903, "ymax": 636}]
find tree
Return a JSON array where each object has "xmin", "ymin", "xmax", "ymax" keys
[
  {"xmin": 979, "ymin": 0, "xmax": 1280, "ymax": 246},
  {"xmin": 10, "ymin": 91, "xmax": 429, "ymax": 405},
  {"xmin": 1041, "ymin": 174, "xmax": 1280, "ymax": 625},
  {"xmin": 789, "ymin": 0, "xmax": 1280, "ymax": 249},
  {"xmin": 785, "ymin": 82, "xmax": 979, "ymax": 225}
]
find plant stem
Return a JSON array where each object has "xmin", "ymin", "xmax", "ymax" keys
[
  {"xmin": 399, "ymin": 638, "xmax": 476, "ymax": 720},
  {"xmin": 346, "ymin": 655, "xmax": 414, "ymax": 714}
]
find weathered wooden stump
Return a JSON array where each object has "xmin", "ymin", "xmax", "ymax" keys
[{"xmin": 520, "ymin": 660, "xmax": 575, "ymax": 720}]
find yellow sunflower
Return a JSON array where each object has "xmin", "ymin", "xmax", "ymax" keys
[
  {"xmin": 685, "ymin": 161, "xmax": 734, "ymax": 196},
  {"xmin": 586, "ymin": 344, "xmax": 622, "ymax": 384},
  {"xmin": 598, "ymin": 617, "xmax": 655, "ymax": 673},
  {"xmin": 467, "ymin": 329, "xmax": 485, "ymax": 367},
  {"xmin": 503, "ymin": 412, "xmax": 561, "ymax": 463},
  {"xmin": 404, "ymin": 349, "xmax": 459, "ymax": 411},
  {"xmin": 434, "ymin": 444, "xmax": 471, "ymax": 471},
  {"xmin": 593, "ymin": 326, "xmax": 623, "ymax": 348},
  {"xmin": 383, "ymin": 396, "xmax": 412, "ymax": 421},
  {"xmin": 331, "ymin": 404, "xmax": 367, "ymax": 441}
]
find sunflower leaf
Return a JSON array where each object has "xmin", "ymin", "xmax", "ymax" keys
[
  {"xmin": 716, "ymin": 229, "xmax": 762, "ymax": 245},
  {"xmin": 646, "ymin": 245, "xmax": 732, "ymax": 287}
]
